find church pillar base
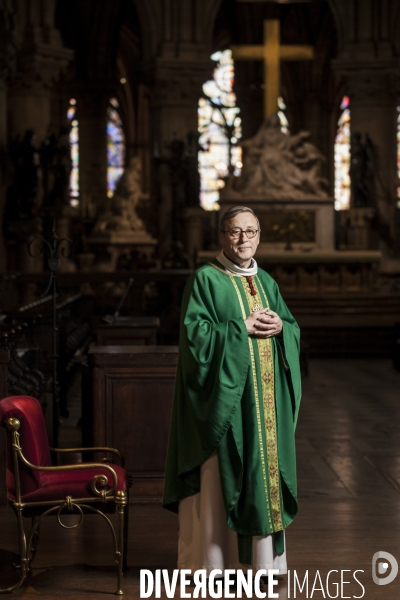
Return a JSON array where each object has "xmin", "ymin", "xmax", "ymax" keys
[{"xmin": 339, "ymin": 208, "xmax": 379, "ymax": 251}]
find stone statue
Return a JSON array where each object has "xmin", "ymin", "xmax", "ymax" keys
[
  {"xmin": 94, "ymin": 156, "xmax": 149, "ymax": 234},
  {"xmin": 41, "ymin": 126, "xmax": 72, "ymax": 213},
  {"xmin": 350, "ymin": 132, "xmax": 375, "ymax": 208},
  {"xmin": 155, "ymin": 135, "xmax": 200, "ymax": 256},
  {"xmin": 224, "ymin": 114, "xmax": 329, "ymax": 200}
]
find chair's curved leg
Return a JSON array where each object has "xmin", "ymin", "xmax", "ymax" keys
[
  {"xmin": 27, "ymin": 517, "xmax": 41, "ymax": 567},
  {"xmin": 77, "ymin": 502, "xmax": 124, "ymax": 594},
  {"xmin": 123, "ymin": 486, "xmax": 129, "ymax": 572},
  {"xmin": 0, "ymin": 506, "xmax": 28, "ymax": 593},
  {"xmin": 115, "ymin": 491, "xmax": 127, "ymax": 596}
]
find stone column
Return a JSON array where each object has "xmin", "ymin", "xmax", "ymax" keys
[
  {"xmin": 331, "ymin": 0, "xmax": 399, "ymax": 252},
  {"xmin": 333, "ymin": 58, "xmax": 398, "ymax": 239},
  {"xmin": 8, "ymin": 1, "xmax": 73, "ymax": 144},
  {"xmin": 6, "ymin": 0, "xmax": 73, "ymax": 272},
  {"xmin": 0, "ymin": 82, "xmax": 8, "ymax": 272},
  {"xmin": 0, "ymin": 1, "xmax": 18, "ymax": 272},
  {"xmin": 77, "ymin": 88, "xmax": 111, "ymax": 218},
  {"xmin": 148, "ymin": 54, "xmax": 211, "ymax": 257}
]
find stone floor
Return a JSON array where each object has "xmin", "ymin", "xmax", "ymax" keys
[{"xmin": 1, "ymin": 359, "xmax": 400, "ymax": 598}]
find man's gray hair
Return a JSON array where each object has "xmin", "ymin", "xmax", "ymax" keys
[{"xmin": 220, "ymin": 206, "xmax": 261, "ymax": 232}]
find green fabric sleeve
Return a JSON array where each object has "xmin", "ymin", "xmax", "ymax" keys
[
  {"xmin": 163, "ymin": 270, "xmax": 250, "ymax": 512},
  {"xmin": 267, "ymin": 277, "xmax": 301, "ymax": 513},
  {"xmin": 271, "ymin": 281, "xmax": 302, "ymax": 427}
]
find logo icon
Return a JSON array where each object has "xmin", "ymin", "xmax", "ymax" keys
[{"xmin": 372, "ymin": 551, "xmax": 398, "ymax": 585}]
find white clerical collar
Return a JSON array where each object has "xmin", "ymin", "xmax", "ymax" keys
[{"xmin": 216, "ymin": 251, "xmax": 258, "ymax": 276}]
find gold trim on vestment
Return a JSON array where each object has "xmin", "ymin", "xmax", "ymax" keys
[
  {"xmin": 241, "ymin": 278, "xmax": 283, "ymax": 532},
  {"xmin": 229, "ymin": 275, "xmax": 273, "ymax": 530},
  {"xmin": 212, "ymin": 264, "xmax": 284, "ymax": 532}
]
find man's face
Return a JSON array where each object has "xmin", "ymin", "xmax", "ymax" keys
[{"xmin": 219, "ymin": 212, "xmax": 260, "ymax": 267}]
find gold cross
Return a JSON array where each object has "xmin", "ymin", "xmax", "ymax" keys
[{"xmin": 231, "ymin": 20, "xmax": 314, "ymax": 119}]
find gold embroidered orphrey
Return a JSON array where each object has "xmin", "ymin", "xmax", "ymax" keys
[
  {"xmin": 230, "ymin": 274, "xmax": 284, "ymax": 532},
  {"xmin": 252, "ymin": 302, "xmax": 262, "ymax": 312}
]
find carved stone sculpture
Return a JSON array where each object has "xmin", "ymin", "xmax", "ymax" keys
[
  {"xmin": 41, "ymin": 126, "xmax": 72, "ymax": 214},
  {"xmin": 94, "ymin": 156, "xmax": 149, "ymax": 234},
  {"xmin": 223, "ymin": 114, "xmax": 329, "ymax": 200},
  {"xmin": 90, "ymin": 157, "xmax": 156, "ymax": 271}
]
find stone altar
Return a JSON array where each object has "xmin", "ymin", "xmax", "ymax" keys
[{"xmin": 220, "ymin": 114, "xmax": 335, "ymax": 251}]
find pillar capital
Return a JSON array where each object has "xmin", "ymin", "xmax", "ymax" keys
[
  {"xmin": 7, "ymin": 7, "xmax": 74, "ymax": 141},
  {"xmin": 9, "ymin": 0, "xmax": 73, "ymax": 96},
  {"xmin": 332, "ymin": 57, "xmax": 398, "ymax": 106},
  {"xmin": 146, "ymin": 55, "xmax": 212, "ymax": 108},
  {"xmin": 10, "ymin": 43, "xmax": 73, "ymax": 96}
]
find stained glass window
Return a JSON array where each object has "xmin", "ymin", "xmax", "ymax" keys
[
  {"xmin": 334, "ymin": 95, "xmax": 351, "ymax": 211},
  {"xmin": 198, "ymin": 50, "xmax": 242, "ymax": 211},
  {"xmin": 67, "ymin": 98, "xmax": 79, "ymax": 207},
  {"xmin": 397, "ymin": 105, "xmax": 400, "ymax": 205},
  {"xmin": 107, "ymin": 98, "xmax": 125, "ymax": 197}
]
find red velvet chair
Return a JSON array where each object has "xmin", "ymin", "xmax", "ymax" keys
[{"xmin": 0, "ymin": 395, "xmax": 128, "ymax": 595}]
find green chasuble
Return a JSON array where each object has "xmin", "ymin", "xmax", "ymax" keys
[{"xmin": 163, "ymin": 259, "xmax": 301, "ymax": 564}]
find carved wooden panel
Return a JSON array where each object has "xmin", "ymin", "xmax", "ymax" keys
[
  {"xmin": 89, "ymin": 346, "xmax": 178, "ymax": 499},
  {"xmin": 259, "ymin": 210, "xmax": 315, "ymax": 243}
]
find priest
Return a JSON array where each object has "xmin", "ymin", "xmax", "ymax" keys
[{"xmin": 163, "ymin": 206, "xmax": 301, "ymax": 576}]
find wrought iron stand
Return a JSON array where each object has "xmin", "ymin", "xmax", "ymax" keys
[{"xmin": 27, "ymin": 221, "xmax": 73, "ymax": 448}]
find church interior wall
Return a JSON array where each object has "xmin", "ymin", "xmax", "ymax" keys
[
  {"xmin": 0, "ymin": 0, "xmax": 399, "ymax": 358},
  {"xmin": 0, "ymin": 8, "xmax": 400, "ymax": 588}
]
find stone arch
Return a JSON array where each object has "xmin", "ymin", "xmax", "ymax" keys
[
  {"xmin": 130, "ymin": 0, "xmax": 161, "ymax": 61},
  {"xmin": 326, "ymin": 0, "xmax": 346, "ymax": 52},
  {"xmin": 201, "ymin": 0, "xmax": 225, "ymax": 47},
  {"xmin": 56, "ymin": 0, "xmax": 122, "ymax": 82},
  {"xmin": 390, "ymin": 1, "xmax": 400, "ymax": 54}
]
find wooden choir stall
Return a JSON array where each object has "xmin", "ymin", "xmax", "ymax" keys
[{"xmin": 86, "ymin": 346, "xmax": 178, "ymax": 500}]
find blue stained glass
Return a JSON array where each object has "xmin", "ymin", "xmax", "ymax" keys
[
  {"xmin": 67, "ymin": 98, "xmax": 79, "ymax": 206},
  {"xmin": 198, "ymin": 50, "xmax": 242, "ymax": 211},
  {"xmin": 107, "ymin": 100, "xmax": 125, "ymax": 197}
]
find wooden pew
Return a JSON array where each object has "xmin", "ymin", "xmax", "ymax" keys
[{"xmin": 87, "ymin": 346, "xmax": 178, "ymax": 500}]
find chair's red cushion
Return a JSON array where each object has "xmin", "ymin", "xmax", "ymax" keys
[
  {"xmin": 0, "ymin": 396, "xmax": 128, "ymax": 505},
  {"xmin": 0, "ymin": 396, "xmax": 51, "ymax": 496},
  {"xmin": 7, "ymin": 463, "xmax": 128, "ymax": 503}
]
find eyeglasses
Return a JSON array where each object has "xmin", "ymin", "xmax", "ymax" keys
[{"xmin": 222, "ymin": 228, "xmax": 259, "ymax": 239}]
